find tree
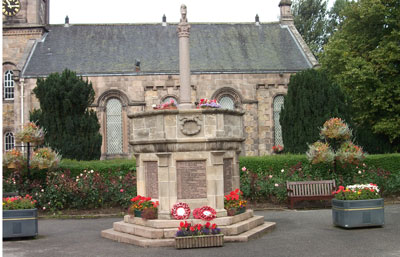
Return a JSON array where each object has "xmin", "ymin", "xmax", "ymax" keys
[
  {"xmin": 292, "ymin": 0, "xmax": 328, "ymax": 57},
  {"xmin": 321, "ymin": 0, "xmax": 400, "ymax": 147},
  {"xmin": 280, "ymin": 69, "xmax": 351, "ymax": 153},
  {"xmin": 326, "ymin": 0, "xmax": 351, "ymax": 37},
  {"xmin": 30, "ymin": 69, "xmax": 102, "ymax": 160}
]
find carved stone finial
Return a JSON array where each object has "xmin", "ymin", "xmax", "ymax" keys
[{"xmin": 180, "ymin": 4, "xmax": 187, "ymax": 23}]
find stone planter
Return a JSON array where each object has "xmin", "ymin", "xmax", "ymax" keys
[
  {"xmin": 175, "ymin": 234, "xmax": 224, "ymax": 249},
  {"xmin": 332, "ymin": 198, "xmax": 384, "ymax": 228},
  {"xmin": 3, "ymin": 208, "xmax": 38, "ymax": 238}
]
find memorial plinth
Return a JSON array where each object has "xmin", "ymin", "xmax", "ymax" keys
[{"xmin": 128, "ymin": 108, "xmax": 245, "ymax": 219}]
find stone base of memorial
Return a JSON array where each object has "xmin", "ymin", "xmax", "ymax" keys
[{"xmin": 332, "ymin": 198, "xmax": 384, "ymax": 228}]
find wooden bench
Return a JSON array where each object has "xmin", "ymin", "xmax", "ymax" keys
[{"xmin": 286, "ymin": 180, "xmax": 336, "ymax": 209}]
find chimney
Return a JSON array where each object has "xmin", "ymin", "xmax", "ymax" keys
[
  {"xmin": 162, "ymin": 14, "xmax": 167, "ymax": 26},
  {"xmin": 64, "ymin": 15, "xmax": 70, "ymax": 27},
  {"xmin": 135, "ymin": 59, "xmax": 141, "ymax": 72},
  {"xmin": 255, "ymin": 14, "xmax": 260, "ymax": 26},
  {"xmin": 279, "ymin": 0, "xmax": 294, "ymax": 25}
]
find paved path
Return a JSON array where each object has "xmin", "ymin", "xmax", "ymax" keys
[{"xmin": 3, "ymin": 205, "xmax": 400, "ymax": 257}]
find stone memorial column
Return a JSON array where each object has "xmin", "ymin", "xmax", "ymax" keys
[{"xmin": 177, "ymin": 4, "xmax": 192, "ymax": 109}]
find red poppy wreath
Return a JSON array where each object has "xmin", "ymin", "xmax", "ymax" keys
[
  {"xmin": 171, "ymin": 202, "xmax": 191, "ymax": 220},
  {"xmin": 196, "ymin": 206, "xmax": 217, "ymax": 221}
]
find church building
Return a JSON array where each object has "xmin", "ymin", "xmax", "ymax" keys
[{"xmin": 2, "ymin": 0, "xmax": 317, "ymax": 158}]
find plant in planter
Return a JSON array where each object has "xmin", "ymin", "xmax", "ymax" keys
[
  {"xmin": 3, "ymin": 149, "xmax": 25, "ymax": 170},
  {"xmin": 15, "ymin": 122, "xmax": 45, "ymax": 145},
  {"xmin": 30, "ymin": 147, "xmax": 61, "ymax": 170},
  {"xmin": 272, "ymin": 145, "xmax": 284, "ymax": 154},
  {"xmin": 152, "ymin": 99, "xmax": 177, "ymax": 110},
  {"xmin": 3, "ymin": 194, "xmax": 38, "ymax": 238},
  {"xmin": 331, "ymin": 183, "xmax": 384, "ymax": 228},
  {"xmin": 128, "ymin": 195, "xmax": 159, "ymax": 219},
  {"xmin": 197, "ymin": 98, "xmax": 221, "ymax": 109},
  {"xmin": 224, "ymin": 189, "xmax": 247, "ymax": 216},
  {"xmin": 175, "ymin": 221, "xmax": 223, "ymax": 249}
]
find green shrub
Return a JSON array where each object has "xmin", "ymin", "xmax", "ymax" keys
[{"xmin": 59, "ymin": 158, "xmax": 136, "ymax": 178}]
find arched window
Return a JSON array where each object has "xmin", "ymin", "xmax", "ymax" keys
[
  {"xmin": 273, "ymin": 95, "xmax": 285, "ymax": 146},
  {"xmin": 4, "ymin": 70, "xmax": 14, "ymax": 100},
  {"xmin": 4, "ymin": 132, "xmax": 15, "ymax": 151},
  {"xmin": 219, "ymin": 95, "xmax": 235, "ymax": 110},
  {"xmin": 106, "ymin": 98, "xmax": 122, "ymax": 154}
]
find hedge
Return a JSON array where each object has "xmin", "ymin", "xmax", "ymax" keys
[{"xmin": 59, "ymin": 158, "xmax": 136, "ymax": 178}]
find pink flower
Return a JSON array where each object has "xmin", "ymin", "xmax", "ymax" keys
[
  {"xmin": 241, "ymin": 167, "xmax": 247, "ymax": 172},
  {"xmin": 268, "ymin": 175, "xmax": 273, "ymax": 179},
  {"xmin": 120, "ymin": 189, "xmax": 124, "ymax": 193}
]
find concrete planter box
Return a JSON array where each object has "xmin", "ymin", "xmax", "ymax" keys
[
  {"xmin": 175, "ymin": 234, "xmax": 224, "ymax": 249},
  {"xmin": 3, "ymin": 209, "xmax": 38, "ymax": 238},
  {"xmin": 332, "ymin": 198, "xmax": 384, "ymax": 228}
]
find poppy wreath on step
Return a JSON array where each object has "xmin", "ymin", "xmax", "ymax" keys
[
  {"xmin": 171, "ymin": 202, "xmax": 191, "ymax": 220},
  {"xmin": 193, "ymin": 206, "xmax": 217, "ymax": 221}
]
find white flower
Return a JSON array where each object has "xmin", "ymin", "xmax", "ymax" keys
[
  {"xmin": 358, "ymin": 170, "xmax": 362, "ymax": 174},
  {"xmin": 80, "ymin": 173, "xmax": 83, "ymax": 176},
  {"xmin": 76, "ymin": 176, "xmax": 79, "ymax": 179},
  {"xmin": 41, "ymin": 189, "xmax": 44, "ymax": 192},
  {"xmin": 268, "ymin": 175, "xmax": 273, "ymax": 179},
  {"xmin": 281, "ymin": 169, "xmax": 284, "ymax": 173},
  {"xmin": 274, "ymin": 183, "xmax": 279, "ymax": 187},
  {"xmin": 90, "ymin": 170, "xmax": 94, "ymax": 173},
  {"xmin": 43, "ymin": 207, "xmax": 46, "ymax": 210}
]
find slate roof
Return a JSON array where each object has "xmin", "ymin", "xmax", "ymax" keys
[{"xmin": 22, "ymin": 23, "xmax": 312, "ymax": 77}]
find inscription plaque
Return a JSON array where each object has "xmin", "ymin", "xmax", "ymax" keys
[
  {"xmin": 144, "ymin": 161, "xmax": 158, "ymax": 199},
  {"xmin": 177, "ymin": 160, "xmax": 207, "ymax": 199},
  {"xmin": 223, "ymin": 158, "xmax": 233, "ymax": 195}
]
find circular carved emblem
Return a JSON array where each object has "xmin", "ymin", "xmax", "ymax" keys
[{"xmin": 180, "ymin": 116, "xmax": 202, "ymax": 136}]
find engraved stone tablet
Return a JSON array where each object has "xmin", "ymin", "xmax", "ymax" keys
[
  {"xmin": 177, "ymin": 160, "xmax": 206, "ymax": 199},
  {"xmin": 223, "ymin": 158, "xmax": 233, "ymax": 195},
  {"xmin": 144, "ymin": 161, "xmax": 158, "ymax": 199}
]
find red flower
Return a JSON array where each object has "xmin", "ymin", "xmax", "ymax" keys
[
  {"xmin": 190, "ymin": 226, "xmax": 195, "ymax": 232},
  {"xmin": 211, "ymin": 223, "xmax": 217, "ymax": 229},
  {"xmin": 197, "ymin": 224, "xmax": 202, "ymax": 230},
  {"xmin": 205, "ymin": 222, "xmax": 211, "ymax": 228},
  {"xmin": 180, "ymin": 221, "xmax": 185, "ymax": 228},
  {"xmin": 234, "ymin": 188, "xmax": 240, "ymax": 194}
]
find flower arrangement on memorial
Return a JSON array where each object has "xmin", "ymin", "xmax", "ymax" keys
[
  {"xmin": 30, "ymin": 147, "xmax": 61, "ymax": 170},
  {"xmin": 3, "ymin": 148, "xmax": 25, "ymax": 169},
  {"xmin": 3, "ymin": 194, "xmax": 37, "ymax": 210},
  {"xmin": 224, "ymin": 189, "xmax": 247, "ymax": 216},
  {"xmin": 175, "ymin": 221, "xmax": 221, "ymax": 237},
  {"xmin": 128, "ymin": 195, "xmax": 159, "ymax": 212},
  {"xmin": 332, "ymin": 183, "xmax": 381, "ymax": 200},
  {"xmin": 198, "ymin": 98, "xmax": 221, "ymax": 109},
  {"xmin": 272, "ymin": 145, "xmax": 284, "ymax": 154},
  {"xmin": 152, "ymin": 99, "xmax": 177, "ymax": 110},
  {"xmin": 171, "ymin": 202, "xmax": 191, "ymax": 220},
  {"xmin": 193, "ymin": 206, "xmax": 217, "ymax": 221},
  {"xmin": 15, "ymin": 122, "xmax": 45, "ymax": 144}
]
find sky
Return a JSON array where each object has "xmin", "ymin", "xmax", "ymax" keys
[{"xmin": 49, "ymin": 0, "xmax": 335, "ymax": 25}]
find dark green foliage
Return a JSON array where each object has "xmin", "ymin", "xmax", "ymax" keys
[
  {"xmin": 59, "ymin": 158, "xmax": 136, "ymax": 178},
  {"xmin": 321, "ymin": 0, "xmax": 400, "ymax": 144},
  {"xmin": 30, "ymin": 69, "xmax": 102, "ymax": 160},
  {"xmin": 280, "ymin": 69, "xmax": 351, "ymax": 153},
  {"xmin": 353, "ymin": 125, "xmax": 394, "ymax": 154},
  {"xmin": 292, "ymin": 0, "xmax": 328, "ymax": 56}
]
